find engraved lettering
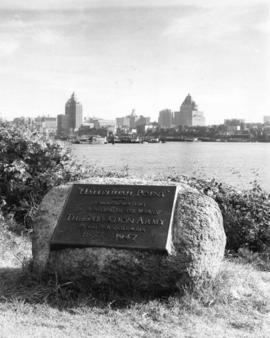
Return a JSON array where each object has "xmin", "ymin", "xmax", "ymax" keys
[
  {"xmin": 136, "ymin": 217, "xmax": 164, "ymax": 225},
  {"xmin": 51, "ymin": 184, "xmax": 177, "ymax": 252},
  {"xmin": 79, "ymin": 188, "xmax": 134, "ymax": 197},
  {"xmin": 67, "ymin": 213, "xmax": 107, "ymax": 222},
  {"xmin": 136, "ymin": 189, "xmax": 166, "ymax": 198},
  {"xmin": 115, "ymin": 233, "xmax": 138, "ymax": 241},
  {"xmin": 108, "ymin": 216, "xmax": 116, "ymax": 223}
]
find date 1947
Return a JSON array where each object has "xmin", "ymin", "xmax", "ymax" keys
[{"xmin": 115, "ymin": 233, "xmax": 138, "ymax": 241}]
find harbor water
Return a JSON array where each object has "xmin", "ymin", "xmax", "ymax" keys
[{"xmin": 70, "ymin": 142, "xmax": 270, "ymax": 191}]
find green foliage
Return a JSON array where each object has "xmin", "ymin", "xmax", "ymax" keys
[
  {"xmin": 236, "ymin": 247, "xmax": 270, "ymax": 271},
  {"xmin": 0, "ymin": 122, "xmax": 87, "ymax": 228},
  {"xmin": 1, "ymin": 120, "xmax": 269, "ymax": 254},
  {"xmin": 171, "ymin": 175, "xmax": 270, "ymax": 253}
]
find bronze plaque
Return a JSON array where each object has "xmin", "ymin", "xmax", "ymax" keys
[{"xmin": 50, "ymin": 184, "xmax": 177, "ymax": 252}]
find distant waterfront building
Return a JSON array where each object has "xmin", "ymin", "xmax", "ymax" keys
[
  {"xmin": 263, "ymin": 116, "xmax": 270, "ymax": 124},
  {"xmin": 174, "ymin": 94, "xmax": 196, "ymax": 126},
  {"xmin": 57, "ymin": 114, "xmax": 68, "ymax": 138},
  {"xmin": 35, "ymin": 116, "xmax": 57, "ymax": 136},
  {"xmin": 129, "ymin": 110, "xmax": 137, "ymax": 129},
  {"xmin": 192, "ymin": 110, "xmax": 206, "ymax": 126},
  {"xmin": 116, "ymin": 117, "xmax": 130, "ymax": 129},
  {"xmin": 158, "ymin": 109, "xmax": 173, "ymax": 128},
  {"xmin": 82, "ymin": 122, "xmax": 95, "ymax": 128},
  {"xmin": 85, "ymin": 117, "xmax": 115, "ymax": 129},
  {"xmin": 57, "ymin": 92, "xmax": 83, "ymax": 137},
  {"xmin": 65, "ymin": 92, "xmax": 83, "ymax": 133},
  {"xmin": 43, "ymin": 117, "xmax": 57, "ymax": 129},
  {"xmin": 174, "ymin": 94, "xmax": 205, "ymax": 127},
  {"xmin": 116, "ymin": 110, "xmax": 135, "ymax": 129},
  {"xmin": 97, "ymin": 119, "xmax": 116, "ymax": 129},
  {"xmin": 41, "ymin": 117, "xmax": 57, "ymax": 136},
  {"xmin": 224, "ymin": 119, "xmax": 245, "ymax": 133},
  {"xmin": 116, "ymin": 111, "xmax": 150, "ymax": 130},
  {"xmin": 135, "ymin": 116, "xmax": 150, "ymax": 127},
  {"xmin": 115, "ymin": 117, "xmax": 124, "ymax": 128},
  {"xmin": 85, "ymin": 118, "xmax": 99, "ymax": 129},
  {"xmin": 145, "ymin": 122, "xmax": 159, "ymax": 132}
]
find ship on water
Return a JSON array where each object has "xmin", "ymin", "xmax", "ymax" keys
[{"xmin": 71, "ymin": 135, "xmax": 107, "ymax": 144}]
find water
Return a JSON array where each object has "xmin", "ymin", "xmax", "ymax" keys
[{"xmin": 70, "ymin": 142, "xmax": 270, "ymax": 191}]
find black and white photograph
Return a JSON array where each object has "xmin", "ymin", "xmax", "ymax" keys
[{"xmin": 0, "ymin": 0, "xmax": 269, "ymax": 337}]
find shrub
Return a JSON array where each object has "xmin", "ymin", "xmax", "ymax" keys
[
  {"xmin": 166, "ymin": 175, "xmax": 270, "ymax": 253},
  {"xmin": 0, "ymin": 122, "xmax": 88, "ymax": 228}
]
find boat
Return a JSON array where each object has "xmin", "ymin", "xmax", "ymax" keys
[
  {"xmin": 88, "ymin": 135, "xmax": 107, "ymax": 144},
  {"xmin": 182, "ymin": 137, "xmax": 196, "ymax": 142},
  {"xmin": 74, "ymin": 135, "xmax": 107, "ymax": 144},
  {"xmin": 70, "ymin": 138, "xmax": 80, "ymax": 144},
  {"xmin": 145, "ymin": 137, "xmax": 160, "ymax": 143}
]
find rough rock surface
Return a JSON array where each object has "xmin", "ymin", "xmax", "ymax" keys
[{"xmin": 32, "ymin": 177, "xmax": 226, "ymax": 292}]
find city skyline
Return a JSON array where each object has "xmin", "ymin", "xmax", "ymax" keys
[{"xmin": 0, "ymin": 0, "xmax": 269, "ymax": 123}]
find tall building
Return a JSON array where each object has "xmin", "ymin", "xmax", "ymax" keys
[
  {"xmin": 57, "ymin": 92, "xmax": 83, "ymax": 137},
  {"xmin": 65, "ymin": 92, "xmax": 83, "ymax": 133},
  {"xmin": 158, "ymin": 109, "xmax": 173, "ymax": 128},
  {"xmin": 174, "ymin": 94, "xmax": 205, "ymax": 127}
]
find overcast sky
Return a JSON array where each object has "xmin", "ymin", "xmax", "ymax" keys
[{"xmin": 0, "ymin": 0, "xmax": 269, "ymax": 124}]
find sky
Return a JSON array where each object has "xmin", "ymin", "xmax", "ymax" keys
[{"xmin": 0, "ymin": 0, "xmax": 269, "ymax": 124}]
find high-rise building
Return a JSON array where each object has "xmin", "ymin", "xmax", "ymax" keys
[
  {"xmin": 57, "ymin": 92, "xmax": 83, "ymax": 137},
  {"xmin": 65, "ymin": 92, "xmax": 83, "ymax": 133},
  {"xmin": 174, "ymin": 94, "xmax": 205, "ymax": 127},
  {"xmin": 158, "ymin": 109, "xmax": 173, "ymax": 128}
]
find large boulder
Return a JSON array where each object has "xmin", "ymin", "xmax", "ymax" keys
[{"xmin": 32, "ymin": 177, "xmax": 226, "ymax": 293}]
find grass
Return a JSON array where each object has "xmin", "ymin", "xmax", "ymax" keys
[
  {"xmin": 0, "ymin": 227, "xmax": 270, "ymax": 337},
  {"xmin": 0, "ymin": 219, "xmax": 31, "ymax": 269}
]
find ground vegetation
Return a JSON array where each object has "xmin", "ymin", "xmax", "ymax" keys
[{"xmin": 0, "ymin": 122, "xmax": 269, "ymax": 336}]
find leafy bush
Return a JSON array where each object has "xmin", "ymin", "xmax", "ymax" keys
[
  {"xmin": 171, "ymin": 175, "xmax": 270, "ymax": 253},
  {"xmin": 0, "ymin": 122, "xmax": 88, "ymax": 228}
]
